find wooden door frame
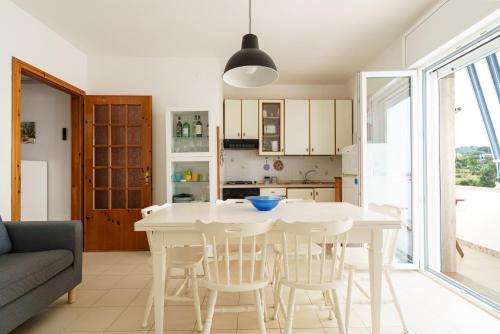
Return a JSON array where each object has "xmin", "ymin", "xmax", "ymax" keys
[{"xmin": 11, "ymin": 57, "xmax": 86, "ymax": 221}]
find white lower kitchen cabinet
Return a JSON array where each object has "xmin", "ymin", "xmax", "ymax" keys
[
  {"xmin": 260, "ymin": 187, "xmax": 287, "ymax": 197},
  {"xmin": 314, "ymin": 188, "xmax": 335, "ymax": 202},
  {"xmin": 287, "ymin": 188, "xmax": 314, "ymax": 200}
]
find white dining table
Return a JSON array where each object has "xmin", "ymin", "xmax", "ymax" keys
[{"xmin": 134, "ymin": 201, "xmax": 401, "ymax": 334}]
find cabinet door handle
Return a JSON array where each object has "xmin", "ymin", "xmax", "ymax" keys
[
  {"xmin": 316, "ymin": 191, "xmax": 319, "ymax": 195},
  {"xmin": 310, "ymin": 192, "xmax": 313, "ymax": 197},
  {"xmin": 311, "ymin": 148, "xmax": 314, "ymax": 152},
  {"xmin": 237, "ymin": 132, "xmax": 240, "ymax": 137},
  {"xmin": 306, "ymin": 148, "xmax": 309, "ymax": 152},
  {"xmin": 242, "ymin": 132, "xmax": 246, "ymax": 137}
]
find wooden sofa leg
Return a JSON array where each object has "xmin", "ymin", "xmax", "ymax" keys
[{"xmin": 68, "ymin": 289, "xmax": 76, "ymax": 304}]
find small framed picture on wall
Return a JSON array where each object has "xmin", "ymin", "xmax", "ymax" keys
[{"xmin": 21, "ymin": 121, "xmax": 36, "ymax": 144}]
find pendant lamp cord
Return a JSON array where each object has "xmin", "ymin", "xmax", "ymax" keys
[{"xmin": 249, "ymin": 0, "xmax": 252, "ymax": 34}]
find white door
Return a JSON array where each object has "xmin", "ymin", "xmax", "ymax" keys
[
  {"xmin": 242, "ymin": 100, "xmax": 258, "ymax": 139},
  {"xmin": 310, "ymin": 100, "xmax": 335, "ymax": 155},
  {"xmin": 284, "ymin": 99, "xmax": 310, "ymax": 155},
  {"xmin": 287, "ymin": 188, "xmax": 314, "ymax": 200},
  {"xmin": 360, "ymin": 71, "xmax": 417, "ymax": 266},
  {"xmin": 335, "ymin": 99, "xmax": 353, "ymax": 155},
  {"xmin": 314, "ymin": 188, "xmax": 335, "ymax": 202},
  {"xmin": 224, "ymin": 99, "xmax": 241, "ymax": 139}
]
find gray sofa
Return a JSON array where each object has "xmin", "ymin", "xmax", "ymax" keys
[{"xmin": 0, "ymin": 220, "xmax": 82, "ymax": 334}]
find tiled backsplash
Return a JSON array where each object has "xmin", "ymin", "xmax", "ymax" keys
[{"xmin": 222, "ymin": 150, "xmax": 342, "ymax": 182}]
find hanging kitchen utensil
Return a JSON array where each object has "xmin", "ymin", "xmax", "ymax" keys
[{"xmin": 263, "ymin": 157, "xmax": 270, "ymax": 171}]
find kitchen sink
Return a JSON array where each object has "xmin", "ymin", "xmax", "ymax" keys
[{"xmin": 302, "ymin": 181, "xmax": 333, "ymax": 185}]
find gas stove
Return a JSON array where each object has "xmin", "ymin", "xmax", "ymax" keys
[{"xmin": 224, "ymin": 180, "xmax": 257, "ymax": 185}]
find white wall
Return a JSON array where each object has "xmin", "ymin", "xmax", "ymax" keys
[
  {"xmin": 223, "ymin": 150, "xmax": 341, "ymax": 183},
  {"xmin": 87, "ymin": 56, "xmax": 223, "ymax": 204},
  {"xmin": 224, "ymin": 84, "xmax": 348, "ymax": 100},
  {"xmin": 21, "ymin": 83, "xmax": 71, "ymax": 220},
  {"xmin": 0, "ymin": 0, "xmax": 88, "ymax": 219}
]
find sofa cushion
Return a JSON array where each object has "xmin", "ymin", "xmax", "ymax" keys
[
  {"xmin": 0, "ymin": 249, "xmax": 74, "ymax": 307},
  {"xmin": 0, "ymin": 220, "xmax": 12, "ymax": 255}
]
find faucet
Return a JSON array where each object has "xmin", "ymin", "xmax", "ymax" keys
[{"xmin": 303, "ymin": 169, "xmax": 317, "ymax": 183}]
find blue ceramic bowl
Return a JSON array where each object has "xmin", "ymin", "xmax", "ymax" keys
[{"xmin": 245, "ymin": 196, "xmax": 283, "ymax": 211}]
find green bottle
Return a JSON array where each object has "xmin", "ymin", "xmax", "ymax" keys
[
  {"xmin": 182, "ymin": 119, "xmax": 190, "ymax": 138},
  {"xmin": 176, "ymin": 116, "xmax": 182, "ymax": 137}
]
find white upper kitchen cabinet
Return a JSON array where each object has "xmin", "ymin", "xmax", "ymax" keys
[
  {"xmin": 310, "ymin": 100, "xmax": 335, "ymax": 155},
  {"xmin": 314, "ymin": 188, "xmax": 335, "ymax": 202},
  {"xmin": 335, "ymin": 99, "xmax": 353, "ymax": 154},
  {"xmin": 259, "ymin": 100, "xmax": 284, "ymax": 155},
  {"xmin": 241, "ymin": 100, "xmax": 258, "ymax": 139},
  {"xmin": 287, "ymin": 188, "xmax": 314, "ymax": 200},
  {"xmin": 284, "ymin": 99, "xmax": 310, "ymax": 155},
  {"xmin": 224, "ymin": 99, "xmax": 241, "ymax": 139}
]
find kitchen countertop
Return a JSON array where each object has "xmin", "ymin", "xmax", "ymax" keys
[{"xmin": 223, "ymin": 180, "xmax": 335, "ymax": 188}]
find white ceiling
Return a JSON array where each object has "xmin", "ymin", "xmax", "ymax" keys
[{"xmin": 13, "ymin": 0, "xmax": 438, "ymax": 84}]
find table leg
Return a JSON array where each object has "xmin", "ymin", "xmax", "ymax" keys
[
  {"xmin": 368, "ymin": 228, "xmax": 383, "ymax": 334},
  {"xmin": 151, "ymin": 232, "xmax": 166, "ymax": 334}
]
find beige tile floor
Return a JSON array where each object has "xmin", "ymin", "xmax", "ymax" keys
[
  {"xmin": 11, "ymin": 251, "xmax": 500, "ymax": 334},
  {"xmin": 446, "ymin": 244, "xmax": 500, "ymax": 304}
]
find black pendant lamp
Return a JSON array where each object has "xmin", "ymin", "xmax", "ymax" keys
[{"xmin": 223, "ymin": 0, "xmax": 278, "ymax": 88}]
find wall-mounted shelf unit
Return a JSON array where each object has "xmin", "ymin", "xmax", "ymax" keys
[{"xmin": 166, "ymin": 107, "xmax": 216, "ymax": 203}]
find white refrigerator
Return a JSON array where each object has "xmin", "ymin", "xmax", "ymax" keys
[{"xmin": 341, "ymin": 145, "xmax": 359, "ymax": 206}]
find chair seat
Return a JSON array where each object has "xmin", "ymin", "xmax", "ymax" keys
[
  {"xmin": 273, "ymin": 243, "xmax": 322, "ymax": 256},
  {"xmin": 343, "ymin": 247, "xmax": 393, "ymax": 270},
  {"xmin": 147, "ymin": 246, "xmax": 204, "ymax": 268}
]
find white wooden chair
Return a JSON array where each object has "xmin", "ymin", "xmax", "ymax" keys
[
  {"xmin": 344, "ymin": 203, "xmax": 408, "ymax": 334},
  {"xmin": 271, "ymin": 199, "xmax": 321, "ymax": 291},
  {"xmin": 196, "ymin": 219, "xmax": 274, "ymax": 334},
  {"xmin": 273, "ymin": 218, "xmax": 353, "ymax": 334},
  {"xmin": 141, "ymin": 204, "xmax": 204, "ymax": 331}
]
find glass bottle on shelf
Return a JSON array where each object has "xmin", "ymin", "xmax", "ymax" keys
[
  {"xmin": 176, "ymin": 116, "xmax": 182, "ymax": 137},
  {"xmin": 182, "ymin": 119, "xmax": 190, "ymax": 138},
  {"xmin": 195, "ymin": 115, "xmax": 203, "ymax": 137},
  {"xmin": 191, "ymin": 115, "xmax": 198, "ymax": 137}
]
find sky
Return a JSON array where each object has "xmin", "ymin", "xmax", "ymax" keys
[{"xmin": 454, "ymin": 53, "xmax": 499, "ymax": 148}]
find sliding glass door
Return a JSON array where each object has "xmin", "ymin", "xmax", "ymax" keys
[
  {"xmin": 360, "ymin": 71, "xmax": 418, "ymax": 265},
  {"xmin": 423, "ymin": 33, "xmax": 500, "ymax": 309}
]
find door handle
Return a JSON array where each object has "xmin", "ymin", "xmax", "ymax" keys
[{"xmin": 144, "ymin": 170, "xmax": 150, "ymax": 185}]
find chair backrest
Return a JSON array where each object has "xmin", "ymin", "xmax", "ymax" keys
[
  {"xmin": 277, "ymin": 218, "xmax": 353, "ymax": 285},
  {"xmin": 368, "ymin": 203, "xmax": 402, "ymax": 265},
  {"xmin": 141, "ymin": 203, "xmax": 170, "ymax": 218},
  {"xmin": 195, "ymin": 219, "xmax": 273, "ymax": 286}
]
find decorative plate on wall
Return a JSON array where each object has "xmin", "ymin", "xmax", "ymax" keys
[{"xmin": 273, "ymin": 158, "xmax": 284, "ymax": 171}]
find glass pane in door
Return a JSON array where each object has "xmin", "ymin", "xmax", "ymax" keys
[{"xmin": 362, "ymin": 74, "xmax": 414, "ymax": 264}]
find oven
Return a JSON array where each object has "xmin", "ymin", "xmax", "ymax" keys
[{"xmin": 222, "ymin": 187, "xmax": 259, "ymax": 200}]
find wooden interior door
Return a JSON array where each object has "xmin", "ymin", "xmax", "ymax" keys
[{"xmin": 84, "ymin": 96, "xmax": 152, "ymax": 251}]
